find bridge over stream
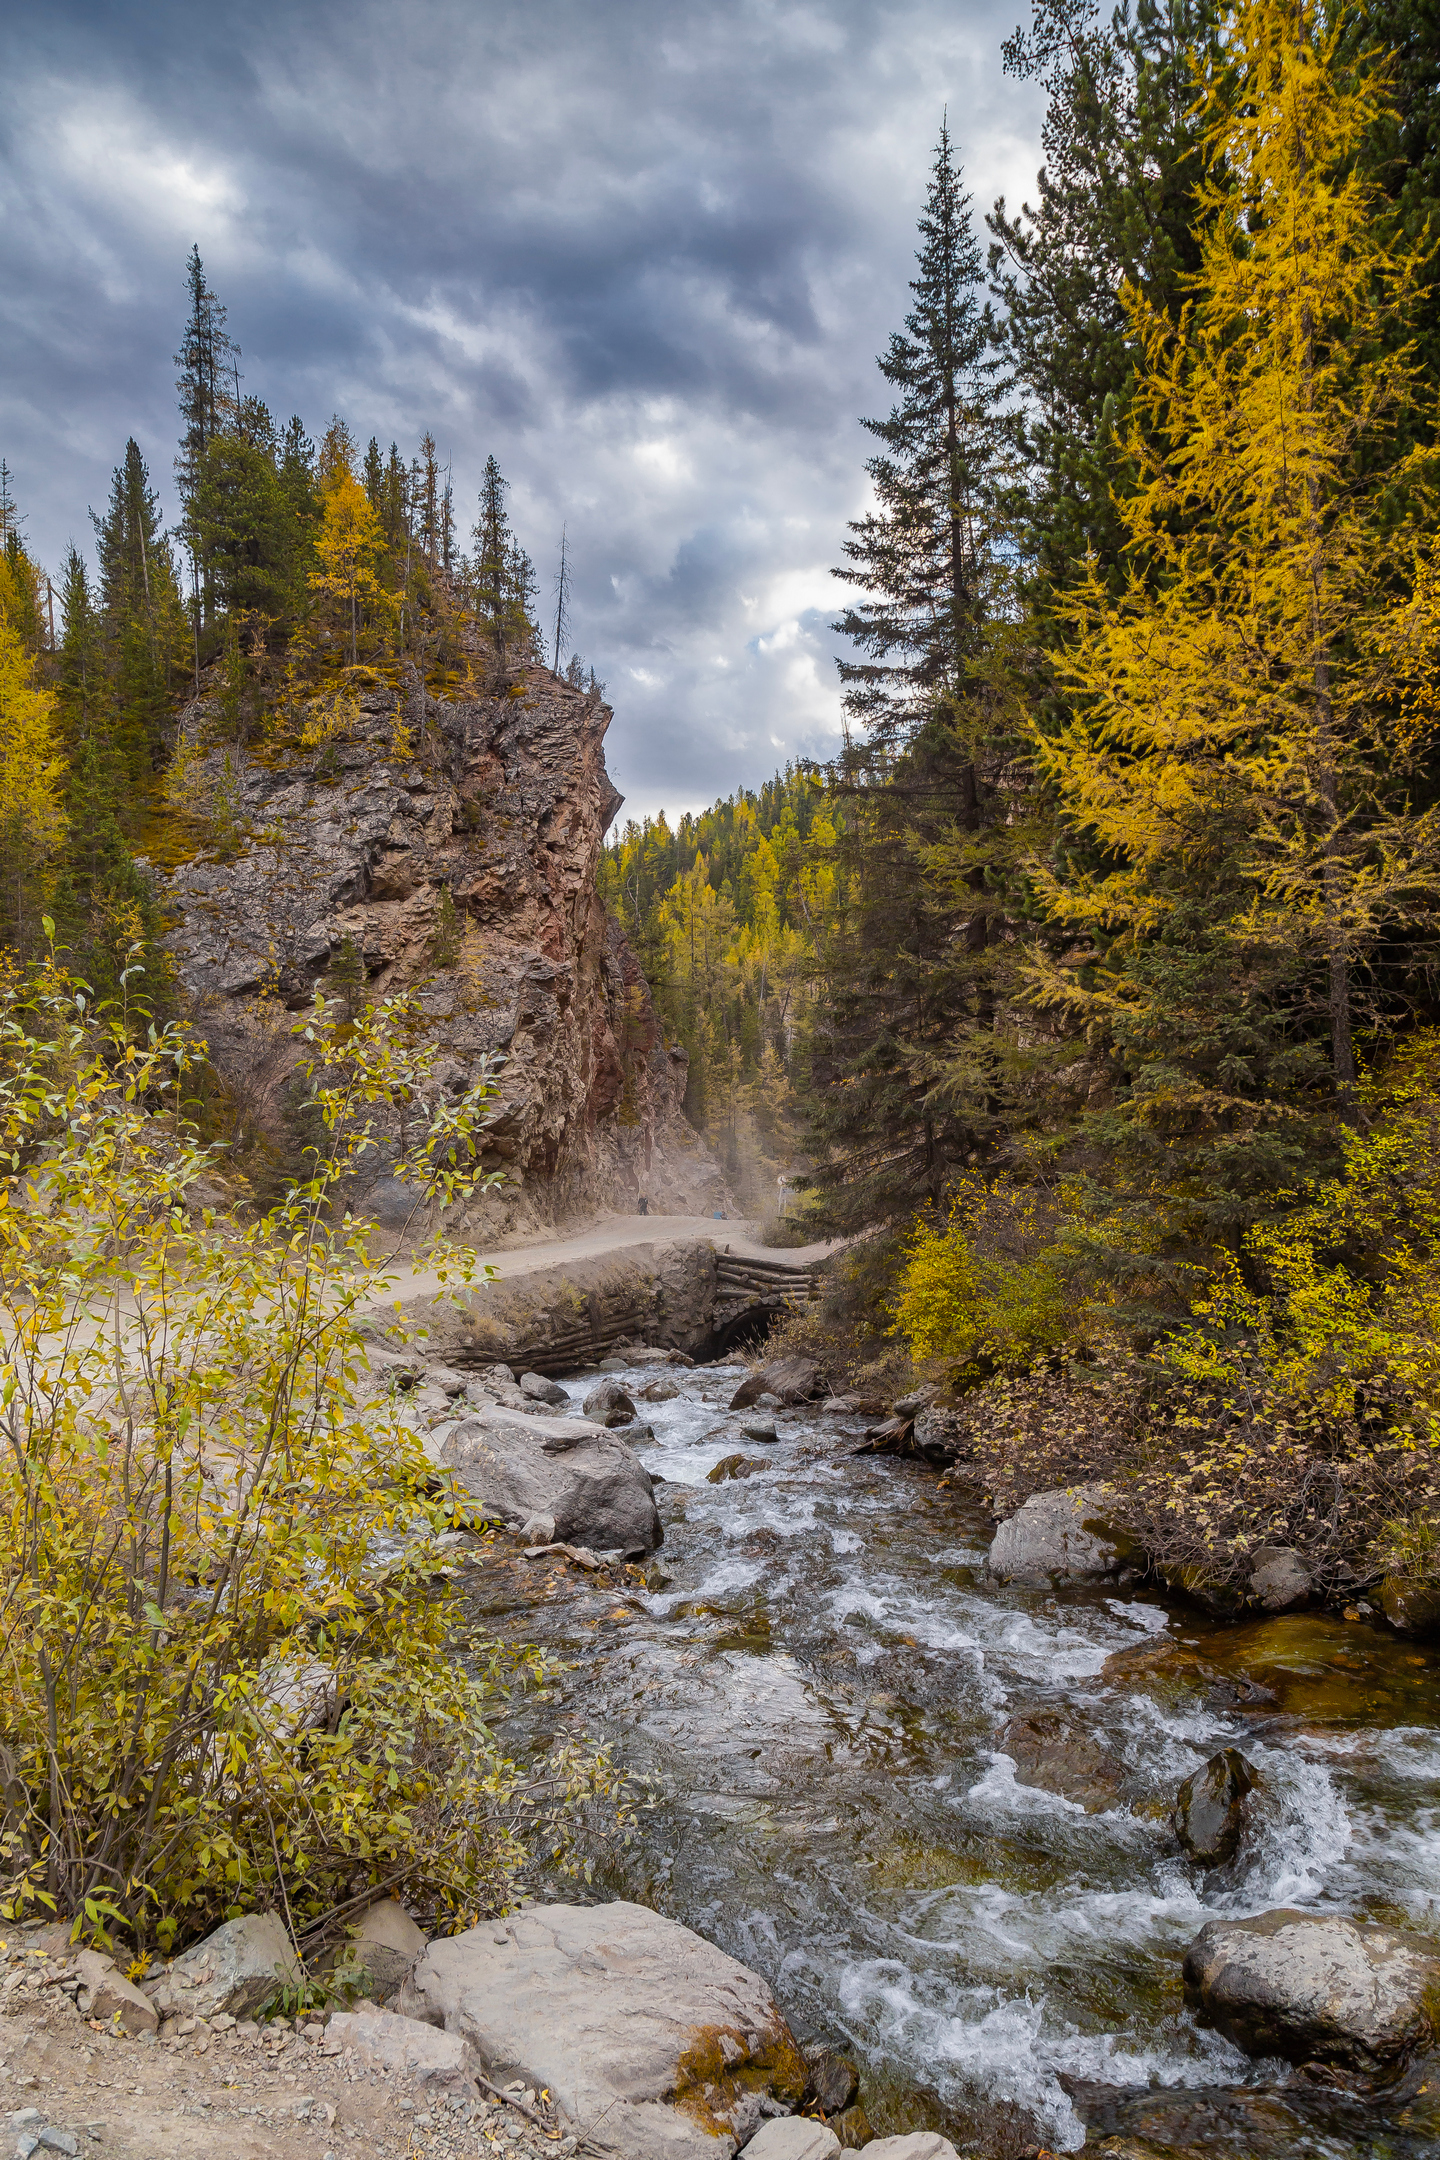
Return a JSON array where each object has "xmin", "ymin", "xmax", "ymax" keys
[{"xmin": 372, "ymin": 1212, "xmax": 837, "ymax": 1372}]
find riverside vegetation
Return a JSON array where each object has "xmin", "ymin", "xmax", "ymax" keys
[
  {"xmin": 605, "ymin": 0, "xmax": 1440, "ymax": 1623},
  {"xmin": 0, "ymin": 0, "xmax": 1437, "ymax": 1998}
]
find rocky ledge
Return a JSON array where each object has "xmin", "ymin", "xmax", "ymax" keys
[{"xmin": 154, "ymin": 662, "xmax": 725, "ymax": 1238}]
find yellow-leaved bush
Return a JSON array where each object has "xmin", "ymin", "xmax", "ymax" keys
[
  {"xmin": 890, "ymin": 1181, "xmax": 1089, "ymax": 1379},
  {"xmin": 0, "ymin": 947, "xmax": 535, "ymax": 1950}
]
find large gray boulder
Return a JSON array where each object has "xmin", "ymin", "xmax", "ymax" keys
[
  {"xmin": 1247, "ymin": 1546, "xmax": 1312, "ymax": 1613},
  {"xmin": 394, "ymin": 1899, "xmax": 807, "ymax": 2160},
  {"xmin": 441, "ymin": 1404, "xmax": 662, "ymax": 1556},
  {"xmin": 1183, "ymin": 1909, "xmax": 1440, "ymax": 2081},
  {"xmin": 729, "ymin": 1357, "xmax": 819, "ymax": 1410},
  {"xmin": 154, "ymin": 1912, "xmax": 301, "ymax": 2019},
  {"xmin": 986, "ymin": 1483, "xmax": 1139, "ymax": 1586}
]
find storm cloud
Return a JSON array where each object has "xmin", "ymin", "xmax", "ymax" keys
[{"xmin": 1, "ymin": 0, "xmax": 1043, "ymax": 817}]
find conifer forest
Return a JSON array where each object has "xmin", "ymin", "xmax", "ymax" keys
[{"xmin": 4, "ymin": 2, "xmax": 1440, "ymax": 2153}]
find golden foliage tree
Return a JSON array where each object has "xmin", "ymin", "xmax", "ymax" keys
[
  {"xmin": 1030, "ymin": 0, "xmax": 1440, "ymax": 1141},
  {"xmin": 310, "ymin": 468, "xmax": 386, "ymax": 666},
  {"xmin": 0, "ymin": 562, "xmax": 66, "ymax": 952}
]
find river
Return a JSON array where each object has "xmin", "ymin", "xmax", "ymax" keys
[{"xmin": 463, "ymin": 1354, "xmax": 1440, "ymax": 2159}]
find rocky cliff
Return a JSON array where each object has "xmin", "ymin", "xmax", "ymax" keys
[{"xmin": 153, "ymin": 661, "xmax": 725, "ymax": 1237}]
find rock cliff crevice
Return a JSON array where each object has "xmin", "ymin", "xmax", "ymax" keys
[{"xmin": 153, "ymin": 661, "xmax": 725, "ymax": 1236}]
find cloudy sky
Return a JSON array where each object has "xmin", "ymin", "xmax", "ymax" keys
[{"xmin": 2, "ymin": 0, "xmax": 1044, "ymax": 822}]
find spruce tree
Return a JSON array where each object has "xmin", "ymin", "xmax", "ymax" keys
[
  {"xmin": 174, "ymin": 246, "xmax": 238, "ymax": 629},
  {"xmin": 989, "ymin": 0, "xmax": 1221, "ymax": 622},
  {"xmin": 815, "ymin": 124, "xmax": 1020, "ymax": 1230},
  {"xmin": 93, "ymin": 441, "xmax": 183, "ymax": 784},
  {"xmin": 472, "ymin": 456, "xmax": 513, "ymax": 666}
]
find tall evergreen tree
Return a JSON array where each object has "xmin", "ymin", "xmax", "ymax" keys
[
  {"xmin": 989, "ymin": 0, "xmax": 1221, "ymax": 624},
  {"xmin": 174, "ymin": 246, "xmax": 238, "ymax": 629},
  {"xmin": 93, "ymin": 441, "xmax": 184, "ymax": 783},
  {"xmin": 813, "ymin": 125, "xmax": 1021, "ymax": 1231},
  {"xmin": 473, "ymin": 456, "xmax": 514, "ymax": 666}
]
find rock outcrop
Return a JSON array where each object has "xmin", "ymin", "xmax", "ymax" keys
[
  {"xmin": 1182, "ymin": 1909, "xmax": 1440, "ymax": 2082},
  {"xmin": 154, "ymin": 664, "xmax": 725, "ymax": 1237},
  {"xmin": 393, "ymin": 1899, "xmax": 808, "ymax": 2160}
]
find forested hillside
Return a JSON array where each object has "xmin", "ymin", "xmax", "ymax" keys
[{"xmin": 604, "ymin": 0, "xmax": 1440, "ymax": 1607}]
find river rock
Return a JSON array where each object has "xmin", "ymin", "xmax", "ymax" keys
[
  {"xmin": 821, "ymin": 1398, "xmax": 856, "ymax": 1414},
  {"xmin": 1000, "ymin": 1709, "xmax": 1125, "ymax": 1812},
  {"xmin": 1101, "ymin": 1637, "xmax": 1276, "ymax": 1712},
  {"xmin": 160, "ymin": 1912, "xmax": 301, "ymax": 2019},
  {"xmin": 1182, "ymin": 1909, "xmax": 1440, "ymax": 2080},
  {"xmin": 74, "ymin": 1951, "xmax": 157, "ymax": 2036},
  {"xmin": 708, "ymin": 1454, "xmax": 765, "ymax": 1483},
  {"xmin": 326, "ymin": 2004, "xmax": 478, "ymax": 2096},
  {"xmin": 639, "ymin": 1376, "xmax": 682, "ymax": 1402},
  {"xmin": 1380, "ymin": 1574, "xmax": 1440, "ymax": 1638},
  {"xmin": 740, "ymin": 1416, "xmax": 778, "ymax": 1443},
  {"xmin": 1172, "ymin": 1748, "xmax": 1259, "ymax": 1866},
  {"xmin": 441, "ymin": 1404, "xmax": 661, "ymax": 1555},
  {"xmin": 854, "ymin": 2138, "xmax": 961, "ymax": 2160},
  {"xmin": 741, "ymin": 2122, "xmax": 838, "ymax": 2160},
  {"xmin": 804, "ymin": 2044, "xmax": 859, "ymax": 2116},
  {"xmin": 520, "ymin": 1372, "xmax": 569, "ymax": 1406},
  {"xmin": 1247, "ymin": 1546, "xmax": 1312, "ymax": 1613},
  {"xmin": 730, "ymin": 1357, "xmax": 820, "ymax": 1410},
  {"xmin": 323, "ymin": 1899, "xmax": 427, "ymax": 2002},
  {"xmin": 583, "ymin": 1378, "xmax": 638, "ymax": 1427},
  {"xmin": 987, "ymin": 1483, "xmax": 1138, "ymax": 1586},
  {"xmin": 394, "ymin": 1899, "xmax": 807, "ymax": 2159}
]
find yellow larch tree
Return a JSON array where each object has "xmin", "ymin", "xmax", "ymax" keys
[
  {"xmin": 310, "ymin": 467, "xmax": 386, "ymax": 667},
  {"xmin": 0, "ymin": 558, "xmax": 66, "ymax": 952},
  {"xmin": 1030, "ymin": 0, "xmax": 1440, "ymax": 1125}
]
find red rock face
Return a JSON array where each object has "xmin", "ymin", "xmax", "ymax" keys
[{"xmin": 157, "ymin": 661, "xmax": 726, "ymax": 1236}]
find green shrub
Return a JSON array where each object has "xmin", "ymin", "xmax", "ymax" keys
[{"xmin": 0, "ymin": 942, "xmax": 527, "ymax": 1949}]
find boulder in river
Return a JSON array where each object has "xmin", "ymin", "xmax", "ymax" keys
[
  {"xmin": 393, "ymin": 1899, "xmax": 807, "ymax": 2160},
  {"xmin": 441, "ymin": 1405, "xmax": 661, "ymax": 1556},
  {"xmin": 1182, "ymin": 1909, "xmax": 1440, "ymax": 2082},
  {"xmin": 740, "ymin": 1416, "xmax": 779, "ymax": 1443},
  {"xmin": 1000, "ymin": 1709, "xmax": 1126, "ymax": 1812},
  {"xmin": 1380, "ymin": 1573, "xmax": 1440, "ymax": 1638},
  {"xmin": 520, "ymin": 1371, "xmax": 569, "ymax": 1406},
  {"xmin": 582, "ymin": 1378, "xmax": 638, "ymax": 1426},
  {"xmin": 730, "ymin": 1356, "xmax": 820, "ymax": 1409},
  {"xmin": 803, "ymin": 2043, "xmax": 859, "ymax": 2116},
  {"xmin": 987, "ymin": 1483, "xmax": 1139, "ymax": 1586},
  {"xmin": 708, "ymin": 1453, "xmax": 767, "ymax": 1483},
  {"xmin": 1171, "ymin": 1748, "xmax": 1260, "ymax": 1866},
  {"xmin": 1246, "ymin": 1545, "xmax": 1312, "ymax": 1613},
  {"xmin": 639, "ymin": 1376, "xmax": 682, "ymax": 1402}
]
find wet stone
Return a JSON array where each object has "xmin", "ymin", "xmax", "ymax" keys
[
  {"xmin": 804, "ymin": 2043, "xmax": 859, "ymax": 2117},
  {"xmin": 1172, "ymin": 1747, "xmax": 1260, "ymax": 1867},
  {"xmin": 582, "ymin": 1379, "xmax": 637, "ymax": 1427},
  {"xmin": 1001, "ymin": 1708, "xmax": 1126, "ymax": 1812}
]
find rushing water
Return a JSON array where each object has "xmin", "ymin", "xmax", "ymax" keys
[{"xmin": 462, "ymin": 1355, "xmax": 1440, "ymax": 2160}]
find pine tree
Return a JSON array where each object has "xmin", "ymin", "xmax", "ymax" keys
[
  {"xmin": 174, "ymin": 246, "xmax": 238, "ymax": 629},
  {"xmin": 815, "ymin": 123, "xmax": 1022, "ymax": 1229},
  {"xmin": 473, "ymin": 456, "xmax": 514, "ymax": 667},
  {"xmin": 552, "ymin": 525, "xmax": 571, "ymax": 675},
  {"xmin": 834, "ymin": 118, "xmax": 1008, "ymax": 747},
  {"xmin": 989, "ymin": 0, "xmax": 1221, "ymax": 623},
  {"xmin": 93, "ymin": 441, "xmax": 184, "ymax": 783}
]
